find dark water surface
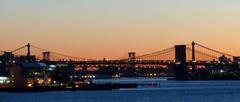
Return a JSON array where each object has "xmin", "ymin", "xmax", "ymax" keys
[{"xmin": 1, "ymin": 78, "xmax": 240, "ymax": 102}]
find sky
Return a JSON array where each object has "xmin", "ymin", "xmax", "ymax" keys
[{"xmin": 1, "ymin": 0, "xmax": 240, "ymax": 59}]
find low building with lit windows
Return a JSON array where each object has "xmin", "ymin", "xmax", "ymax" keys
[{"xmin": 2, "ymin": 62, "xmax": 51, "ymax": 88}]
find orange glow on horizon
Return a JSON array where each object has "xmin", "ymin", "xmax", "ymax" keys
[{"xmin": 1, "ymin": 0, "xmax": 240, "ymax": 59}]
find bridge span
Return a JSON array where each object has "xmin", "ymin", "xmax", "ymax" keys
[{"xmin": 1, "ymin": 41, "xmax": 239, "ymax": 80}]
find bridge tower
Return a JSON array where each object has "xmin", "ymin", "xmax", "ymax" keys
[
  {"xmin": 27, "ymin": 43, "xmax": 31, "ymax": 58},
  {"xmin": 43, "ymin": 52, "xmax": 50, "ymax": 61},
  {"xmin": 175, "ymin": 45, "xmax": 188, "ymax": 80},
  {"xmin": 192, "ymin": 41, "xmax": 195, "ymax": 61},
  {"xmin": 128, "ymin": 52, "xmax": 136, "ymax": 62},
  {"xmin": 191, "ymin": 41, "xmax": 196, "ymax": 78},
  {"xmin": 127, "ymin": 52, "xmax": 136, "ymax": 76}
]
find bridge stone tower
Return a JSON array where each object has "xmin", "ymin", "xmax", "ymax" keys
[
  {"xmin": 128, "ymin": 52, "xmax": 136, "ymax": 62},
  {"xmin": 175, "ymin": 45, "xmax": 188, "ymax": 80},
  {"xmin": 127, "ymin": 52, "xmax": 136, "ymax": 77},
  {"xmin": 43, "ymin": 52, "xmax": 50, "ymax": 61}
]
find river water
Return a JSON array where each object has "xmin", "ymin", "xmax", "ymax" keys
[{"xmin": 1, "ymin": 77, "xmax": 240, "ymax": 102}]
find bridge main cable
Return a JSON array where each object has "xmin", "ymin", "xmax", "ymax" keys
[
  {"xmin": 11, "ymin": 44, "xmax": 28, "ymax": 53},
  {"xmin": 195, "ymin": 43, "xmax": 235, "ymax": 57},
  {"xmin": 186, "ymin": 47, "xmax": 219, "ymax": 60},
  {"xmin": 135, "ymin": 47, "xmax": 175, "ymax": 59},
  {"xmin": 30, "ymin": 44, "xmax": 95, "ymax": 61}
]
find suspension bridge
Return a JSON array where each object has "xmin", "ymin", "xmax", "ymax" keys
[
  {"xmin": 4, "ymin": 41, "xmax": 236, "ymax": 63},
  {"xmin": 1, "ymin": 41, "xmax": 239, "ymax": 80}
]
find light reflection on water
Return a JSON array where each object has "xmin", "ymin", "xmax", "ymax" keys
[{"xmin": 1, "ymin": 77, "xmax": 240, "ymax": 102}]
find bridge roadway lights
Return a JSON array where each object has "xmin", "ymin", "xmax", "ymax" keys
[{"xmin": 175, "ymin": 45, "xmax": 188, "ymax": 80}]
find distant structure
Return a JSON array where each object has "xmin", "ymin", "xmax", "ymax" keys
[
  {"xmin": 43, "ymin": 52, "xmax": 50, "ymax": 61},
  {"xmin": 0, "ymin": 41, "xmax": 240, "ymax": 84},
  {"xmin": 128, "ymin": 52, "xmax": 136, "ymax": 62},
  {"xmin": 174, "ymin": 45, "xmax": 187, "ymax": 80}
]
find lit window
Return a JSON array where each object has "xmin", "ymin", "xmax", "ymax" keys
[
  {"xmin": 0, "ymin": 77, "xmax": 10, "ymax": 84},
  {"xmin": 28, "ymin": 83, "xmax": 33, "ymax": 87}
]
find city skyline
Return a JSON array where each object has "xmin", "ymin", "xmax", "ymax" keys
[
  {"xmin": 2, "ymin": 1, "xmax": 240, "ymax": 101},
  {"xmin": 1, "ymin": 0, "xmax": 240, "ymax": 59}
]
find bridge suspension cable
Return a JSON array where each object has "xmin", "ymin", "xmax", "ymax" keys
[
  {"xmin": 11, "ymin": 44, "xmax": 27, "ymax": 53},
  {"xmin": 186, "ymin": 47, "xmax": 219, "ymax": 61},
  {"xmin": 195, "ymin": 43, "xmax": 234, "ymax": 57},
  {"xmin": 136, "ymin": 47, "xmax": 175, "ymax": 60},
  {"xmin": 30, "ymin": 44, "xmax": 94, "ymax": 61}
]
